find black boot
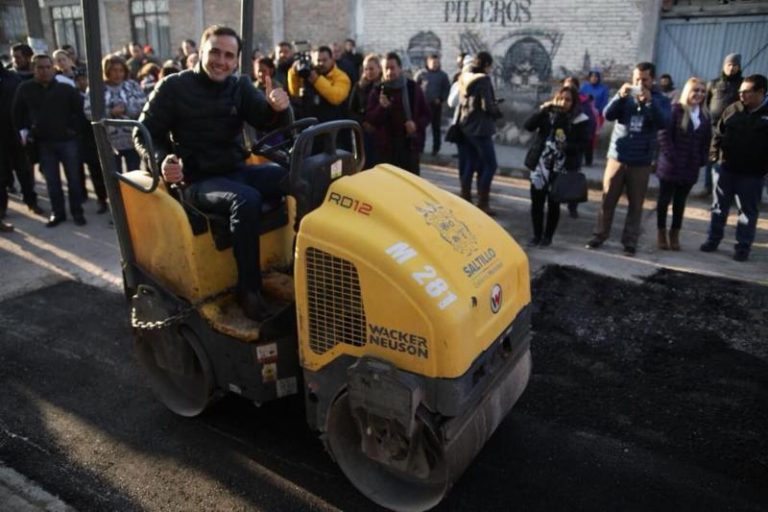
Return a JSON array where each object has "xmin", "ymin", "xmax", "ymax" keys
[
  {"xmin": 477, "ymin": 188, "xmax": 496, "ymax": 216},
  {"xmin": 237, "ymin": 290, "xmax": 269, "ymax": 322}
]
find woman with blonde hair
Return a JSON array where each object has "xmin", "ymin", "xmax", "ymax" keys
[
  {"xmin": 655, "ymin": 77, "xmax": 711, "ymax": 250},
  {"xmin": 349, "ymin": 53, "xmax": 382, "ymax": 167}
]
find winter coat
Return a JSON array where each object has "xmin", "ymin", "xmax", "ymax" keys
[
  {"xmin": 707, "ymin": 72, "xmax": 742, "ymax": 124},
  {"xmin": 580, "ymin": 74, "xmax": 610, "ymax": 113},
  {"xmin": 0, "ymin": 67, "xmax": 21, "ymax": 142},
  {"xmin": 604, "ymin": 89, "xmax": 671, "ymax": 166},
  {"xmin": 134, "ymin": 68, "xmax": 289, "ymax": 184},
  {"xmin": 287, "ymin": 64, "xmax": 351, "ymax": 122},
  {"xmin": 348, "ymin": 79, "xmax": 378, "ymax": 124},
  {"xmin": 656, "ymin": 103, "xmax": 711, "ymax": 184},
  {"xmin": 365, "ymin": 78, "xmax": 430, "ymax": 157},
  {"xmin": 457, "ymin": 73, "xmax": 502, "ymax": 138},
  {"xmin": 84, "ymin": 79, "xmax": 147, "ymax": 151},
  {"xmin": 523, "ymin": 106, "xmax": 590, "ymax": 173},
  {"xmin": 710, "ymin": 97, "xmax": 768, "ymax": 177},
  {"xmin": 12, "ymin": 78, "xmax": 83, "ymax": 143}
]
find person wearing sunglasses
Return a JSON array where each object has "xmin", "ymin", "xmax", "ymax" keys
[{"xmin": 701, "ymin": 74, "xmax": 768, "ymax": 262}]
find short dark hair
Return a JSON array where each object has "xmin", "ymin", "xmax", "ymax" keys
[
  {"xmin": 744, "ymin": 74, "xmax": 767, "ymax": 93},
  {"xmin": 316, "ymin": 45, "xmax": 333, "ymax": 59},
  {"xmin": 11, "ymin": 43, "xmax": 33, "ymax": 57},
  {"xmin": 257, "ymin": 57, "xmax": 275, "ymax": 71},
  {"xmin": 385, "ymin": 52, "xmax": 401, "ymax": 68},
  {"xmin": 345, "ymin": 38, "xmax": 356, "ymax": 46},
  {"xmin": 428, "ymin": 54, "xmax": 440, "ymax": 60},
  {"xmin": 199, "ymin": 25, "xmax": 242, "ymax": 56},
  {"xmin": 471, "ymin": 51, "xmax": 493, "ymax": 73},
  {"xmin": 635, "ymin": 61, "xmax": 656, "ymax": 78},
  {"xmin": 31, "ymin": 54, "xmax": 51, "ymax": 67}
]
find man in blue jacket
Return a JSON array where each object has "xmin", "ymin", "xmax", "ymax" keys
[{"xmin": 587, "ymin": 62, "xmax": 671, "ymax": 256}]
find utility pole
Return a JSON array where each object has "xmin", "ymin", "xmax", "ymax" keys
[{"xmin": 21, "ymin": 0, "xmax": 47, "ymax": 53}]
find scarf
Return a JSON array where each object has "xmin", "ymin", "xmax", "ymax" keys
[{"xmin": 382, "ymin": 75, "xmax": 412, "ymax": 121}]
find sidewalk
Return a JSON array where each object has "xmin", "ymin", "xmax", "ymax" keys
[{"xmin": 421, "ymin": 133, "xmax": 715, "ymax": 197}]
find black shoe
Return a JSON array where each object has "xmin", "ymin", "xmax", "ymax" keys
[
  {"xmin": 237, "ymin": 290, "xmax": 269, "ymax": 322},
  {"xmin": 623, "ymin": 245, "xmax": 636, "ymax": 256},
  {"xmin": 28, "ymin": 203, "xmax": 46, "ymax": 216},
  {"xmin": 733, "ymin": 249, "xmax": 749, "ymax": 262},
  {"xmin": 96, "ymin": 200, "xmax": 108, "ymax": 214},
  {"xmin": 527, "ymin": 237, "xmax": 541, "ymax": 247},
  {"xmin": 568, "ymin": 206, "xmax": 579, "ymax": 219},
  {"xmin": 540, "ymin": 236, "xmax": 552, "ymax": 247},
  {"xmin": 700, "ymin": 240, "xmax": 719, "ymax": 253},
  {"xmin": 46, "ymin": 214, "xmax": 66, "ymax": 227},
  {"xmin": 586, "ymin": 237, "xmax": 604, "ymax": 249},
  {"xmin": 0, "ymin": 220, "xmax": 14, "ymax": 232},
  {"xmin": 73, "ymin": 214, "xmax": 87, "ymax": 226}
]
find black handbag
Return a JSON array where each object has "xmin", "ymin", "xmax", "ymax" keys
[
  {"xmin": 445, "ymin": 123, "xmax": 463, "ymax": 144},
  {"xmin": 550, "ymin": 171, "xmax": 588, "ymax": 203}
]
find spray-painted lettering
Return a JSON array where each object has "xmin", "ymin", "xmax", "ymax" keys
[{"xmin": 444, "ymin": 0, "xmax": 532, "ymax": 26}]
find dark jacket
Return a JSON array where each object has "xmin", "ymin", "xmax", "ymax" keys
[
  {"xmin": 134, "ymin": 68, "xmax": 289, "ymax": 183},
  {"xmin": 604, "ymin": 89, "xmax": 671, "ymax": 166},
  {"xmin": 523, "ymin": 106, "xmax": 590, "ymax": 172},
  {"xmin": 656, "ymin": 103, "xmax": 711, "ymax": 184},
  {"xmin": 348, "ymin": 79, "xmax": 378, "ymax": 124},
  {"xmin": 707, "ymin": 72, "xmax": 742, "ymax": 124},
  {"xmin": 0, "ymin": 67, "xmax": 21, "ymax": 142},
  {"xmin": 710, "ymin": 98, "xmax": 768, "ymax": 177},
  {"xmin": 12, "ymin": 78, "xmax": 83, "ymax": 142},
  {"xmin": 457, "ymin": 73, "xmax": 502, "ymax": 137},
  {"xmin": 365, "ymin": 78, "xmax": 430, "ymax": 158}
]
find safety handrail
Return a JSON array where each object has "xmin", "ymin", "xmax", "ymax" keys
[{"xmin": 93, "ymin": 118, "xmax": 160, "ymax": 194}]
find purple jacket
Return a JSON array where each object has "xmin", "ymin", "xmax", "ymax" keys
[{"xmin": 656, "ymin": 103, "xmax": 711, "ymax": 184}]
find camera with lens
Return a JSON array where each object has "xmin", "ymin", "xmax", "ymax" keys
[{"xmin": 293, "ymin": 40, "xmax": 313, "ymax": 80}]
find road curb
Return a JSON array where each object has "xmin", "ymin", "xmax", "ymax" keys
[{"xmin": 0, "ymin": 463, "xmax": 75, "ymax": 512}]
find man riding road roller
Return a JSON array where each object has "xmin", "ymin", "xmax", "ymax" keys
[
  {"xmin": 102, "ymin": 18, "xmax": 533, "ymax": 512},
  {"xmin": 134, "ymin": 25, "xmax": 291, "ymax": 321}
]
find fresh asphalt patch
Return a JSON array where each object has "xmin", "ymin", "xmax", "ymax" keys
[{"xmin": 0, "ymin": 271, "xmax": 766, "ymax": 511}]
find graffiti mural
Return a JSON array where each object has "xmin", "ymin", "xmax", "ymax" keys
[
  {"xmin": 407, "ymin": 31, "xmax": 442, "ymax": 70},
  {"xmin": 443, "ymin": 1, "xmax": 533, "ymax": 26}
]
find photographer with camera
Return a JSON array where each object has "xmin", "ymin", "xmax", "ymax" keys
[
  {"xmin": 287, "ymin": 45, "xmax": 351, "ymax": 126},
  {"xmin": 586, "ymin": 61, "xmax": 671, "ymax": 256}
]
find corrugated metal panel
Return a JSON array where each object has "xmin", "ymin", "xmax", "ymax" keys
[{"xmin": 656, "ymin": 16, "xmax": 768, "ymax": 88}]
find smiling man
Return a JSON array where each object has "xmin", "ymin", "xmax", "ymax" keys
[{"xmin": 134, "ymin": 25, "xmax": 291, "ymax": 321}]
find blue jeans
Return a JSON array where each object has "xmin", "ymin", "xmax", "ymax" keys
[
  {"xmin": 185, "ymin": 163, "xmax": 287, "ymax": 293},
  {"xmin": 457, "ymin": 135, "xmax": 497, "ymax": 191},
  {"xmin": 707, "ymin": 167, "xmax": 764, "ymax": 251},
  {"xmin": 38, "ymin": 139, "xmax": 83, "ymax": 217}
]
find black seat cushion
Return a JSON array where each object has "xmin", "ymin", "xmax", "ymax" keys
[{"xmin": 206, "ymin": 197, "xmax": 289, "ymax": 251}]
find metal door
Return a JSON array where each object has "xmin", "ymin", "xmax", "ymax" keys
[{"xmin": 655, "ymin": 15, "xmax": 768, "ymax": 87}]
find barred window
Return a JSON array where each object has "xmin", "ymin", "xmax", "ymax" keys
[
  {"xmin": 51, "ymin": 4, "xmax": 85, "ymax": 58},
  {"xmin": 130, "ymin": 0, "xmax": 171, "ymax": 59}
]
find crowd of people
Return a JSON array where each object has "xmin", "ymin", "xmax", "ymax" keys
[{"xmin": 1, "ymin": 31, "xmax": 766, "ymax": 269}]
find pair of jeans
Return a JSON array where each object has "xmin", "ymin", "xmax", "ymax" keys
[
  {"xmin": 457, "ymin": 135, "xmax": 497, "ymax": 192},
  {"xmin": 530, "ymin": 184, "xmax": 560, "ymax": 240},
  {"xmin": 38, "ymin": 139, "xmax": 83, "ymax": 217},
  {"xmin": 656, "ymin": 179, "xmax": 694, "ymax": 230},
  {"xmin": 593, "ymin": 158, "xmax": 651, "ymax": 248},
  {"xmin": 185, "ymin": 163, "xmax": 287, "ymax": 294},
  {"xmin": 707, "ymin": 168, "xmax": 763, "ymax": 251},
  {"xmin": 0, "ymin": 139, "xmax": 38, "ymax": 208}
]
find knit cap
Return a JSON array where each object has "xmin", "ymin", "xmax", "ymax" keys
[{"xmin": 723, "ymin": 53, "xmax": 741, "ymax": 67}]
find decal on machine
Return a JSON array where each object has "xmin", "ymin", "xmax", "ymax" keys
[
  {"xmin": 386, "ymin": 242, "xmax": 458, "ymax": 310},
  {"xmin": 368, "ymin": 324, "xmax": 429, "ymax": 359},
  {"xmin": 490, "ymin": 284, "xmax": 502, "ymax": 313},
  {"xmin": 416, "ymin": 202, "xmax": 477, "ymax": 255},
  {"xmin": 276, "ymin": 377, "xmax": 298, "ymax": 397},
  {"xmin": 328, "ymin": 192, "xmax": 373, "ymax": 215},
  {"xmin": 463, "ymin": 248, "xmax": 497, "ymax": 278}
]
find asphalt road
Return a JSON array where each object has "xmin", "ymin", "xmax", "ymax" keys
[{"xmin": 1, "ymin": 166, "xmax": 766, "ymax": 511}]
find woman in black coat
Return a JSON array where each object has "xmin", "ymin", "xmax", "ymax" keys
[
  {"xmin": 523, "ymin": 86, "xmax": 589, "ymax": 246},
  {"xmin": 348, "ymin": 54, "xmax": 382, "ymax": 168}
]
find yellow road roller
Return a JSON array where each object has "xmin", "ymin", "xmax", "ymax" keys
[{"xmin": 82, "ymin": 6, "xmax": 531, "ymax": 512}]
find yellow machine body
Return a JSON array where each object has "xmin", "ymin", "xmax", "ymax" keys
[
  {"xmin": 295, "ymin": 164, "xmax": 530, "ymax": 380},
  {"xmin": 118, "ymin": 171, "xmax": 295, "ymax": 303}
]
